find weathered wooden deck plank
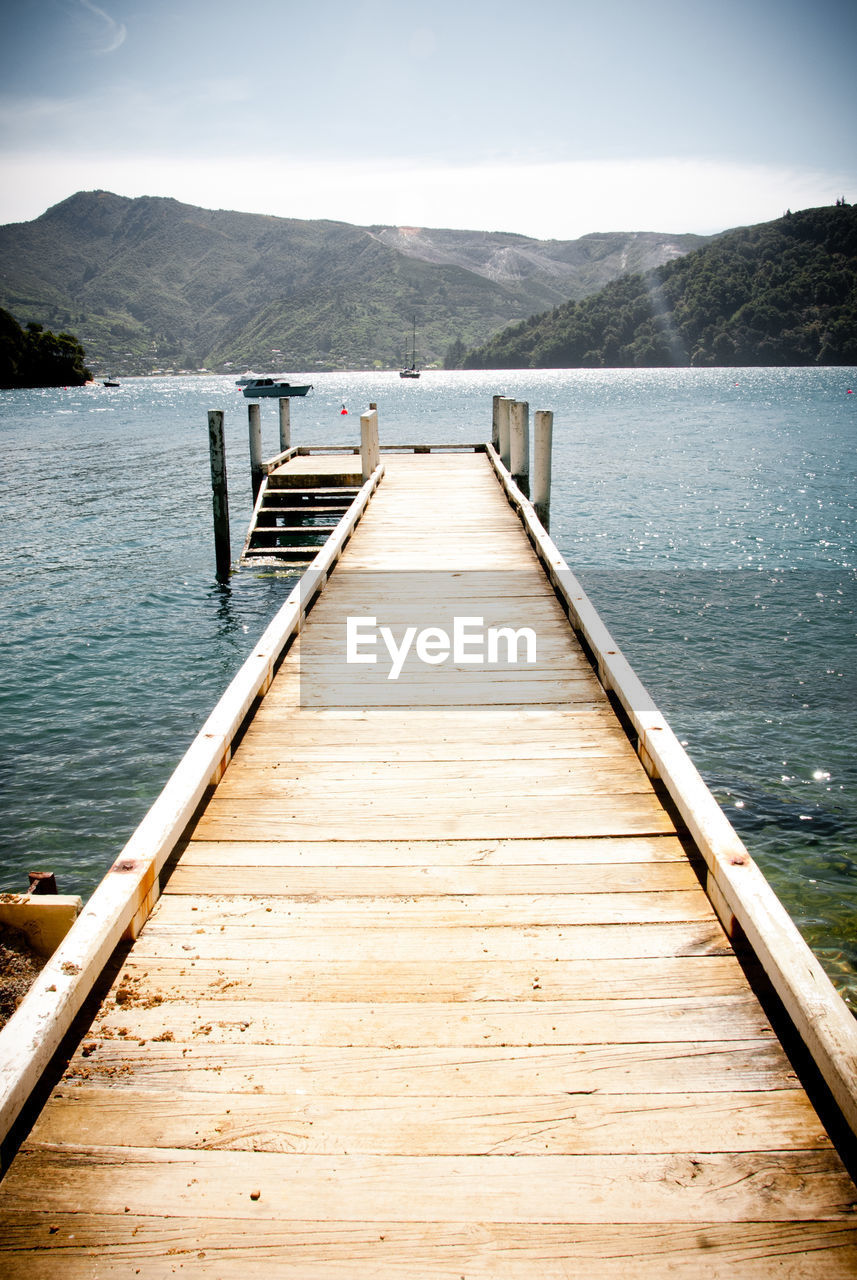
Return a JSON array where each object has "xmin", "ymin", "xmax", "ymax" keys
[
  {"xmin": 125, "ymin": 920, "xmax": 736, "ymax": 963},
  {"xmin": 140, "ymin": 890, "xmax": 716, "ymax": 928},
  {"xmin": 108, "ymin": 953, "xmax": 750, "ymax": 1001},
  {"xmin": 29, "ymin": 1088, "xmax": 829, "ymax": 1155},
  {"xmin": 91, "ymin": 994, "xmax": 775, "ymax": 1046},
  {"xmin": 2, "ymin": 1219, "xmax": 855, "ymax": 1280},
  {"xmin": 163, "ymin": 859, "xmax": 702, "ymax": 895},
  {"xmin": 237, "ymin": 718, "xmax": 634, "ymax": 761},
  {"xmin": 47, "ymin": 1039, "xmax": 804, "ymax": 1095},
  {"xmin": 4, "ymin": 1148, "xmax": 854, "ymax": 1222},
  {"xmin": 192, "ymin": 792, "xmax": 678, "ymax": 839},
  {"xmin": 177, "ymin": 834, "xmax": 691, "ymax": 865}
]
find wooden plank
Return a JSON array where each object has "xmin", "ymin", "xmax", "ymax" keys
[
  {"xmin": 270, "ymin": 456, "xmax": 363, "ymax": 486},
  {"xmin": 131, "ymin": 920, "xmax": 732, "ymax": 963},
  {"xmin": 265, "ymin": 676, "xmax": 608, "ymax": 707},
  {"xmin": 162, "ymin": 860, "xmax": 702, "ymax": 897},
  {"xmin": 255, "ymin": 691, "xmax": 611, "ymax": 717},
  {"xmin": 145, "ymin": 891, "xmax": 713, "ymax": 928},
  {"xmin": 110, "ymin": 954, "xmax": 749, "ymax": 1002},
  {"xmin": 89, "ymin": 994, "xmax": 776, "ymax": 1046},
  {"xmin": 210, "ymin": 757, "xmax": 660, "ymax": 798},
  {"xmin": 233, "ymin": 732, "xmax": 637, "ymax": 761},
  {"xmin": 179, "ymin": 836, "xmax": 691, "ymax": 867},
  {"xmin": 2, "ymin": 1149, "xmax": 854, "ymax": 1223},
  {"xmin": 291, "ymin": 631, "xmax": 591, "ymax": 662},
  {"xmin": 28, "ymin": 1088, "xmax": 830, "ymax": 1155},
  {"xmin": 192, "ymin": 791, "xmax": 677, "ymax": 839},
  {"xmin": 1, "ymin": 1219, "xmax": 855, "ymax": 1280},
  {"xmin": 305, "ymin": 565, "xmax": 555, "ymax": 586},
  {"xmin": 240, "ymin": 700, "xmax": 624, "ymax": 731},
  {"xmin": 51, "ymin": 1039, "xmax": 801, "ymax": 1096}
]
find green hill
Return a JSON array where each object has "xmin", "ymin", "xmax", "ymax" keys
[
  {"xmin": 0, "ymin": 191, "xmax": 708, "ymax": 375},
  {"xmin": 456, "ymin": 204, "xmax": 857, "ymax": 369},
  {"xmin": 0, "ymin": 308, "xmax": 91, "ymax": 388}
]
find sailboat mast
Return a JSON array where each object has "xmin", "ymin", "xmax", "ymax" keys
[{"xmin": 399, "ymin": 314, "xmax": 421, "ymax": 377}]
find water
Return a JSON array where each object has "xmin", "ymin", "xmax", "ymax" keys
[{"xmin": 1, "ymin": 369, "xmax": 855, "ymax": 1005}]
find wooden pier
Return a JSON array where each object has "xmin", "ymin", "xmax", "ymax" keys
[{"xmin": 1, "ymin": 427, "xmax": 856, "ymax": 1275}]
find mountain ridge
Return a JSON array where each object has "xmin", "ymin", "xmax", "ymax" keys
[
  {"xmin": 455, "ymin": 203, "xmax": 857, "ymax": 369},
  {"xmin": 0, "ymin": 190, "xmax": 711, "ymax": 374}
]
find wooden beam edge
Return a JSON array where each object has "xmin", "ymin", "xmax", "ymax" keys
[{"xmin": 261, "ymin": 443, "xmax": 301, "ymax": 474}]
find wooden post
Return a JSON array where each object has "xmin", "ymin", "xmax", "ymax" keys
[
  {"xmin": 533, "ymin": 409, "xmax": 553, "ymax": 531},
  {"xmin": 361, "ymin": 407, "xmax": 379, "ymax": 481},
  {"xmin": 248, "ymin": 402, "xmax": 263, "ymax": 500},
  {"xmin": 509, "ymin": 399, "xmax": 530, "ymax": 497},
  {"xmin": 207, "ymin": 410, "xmax": 231, "ymax": 578},
  {"xmin": 278, "ymin": 397, "xmax": 291, "ymax": 453},
  {"xmin": 492, "ymin": 395, "xmax": 503, "ymax": 452},
  {"xmin": 369, "ymin": 403, "xmax": 380, "ymax": 471},
  {"xmin": 497, "ymin": 396, "xmax": 511, "ymax": 469}
]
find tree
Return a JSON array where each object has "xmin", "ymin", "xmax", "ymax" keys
[
  {"xmin": 0, "ymin": 309, "xmax": 92, "ymax": 388},
  {"xmin": 444, "ymin": 336, "xmax": 466, "ymax": 369}
]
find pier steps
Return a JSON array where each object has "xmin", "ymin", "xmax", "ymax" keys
[{"xmin": 242, "ymin": 457, "xmax": 361, "ymax": 564}]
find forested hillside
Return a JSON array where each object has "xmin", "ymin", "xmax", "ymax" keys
[
  {"xmin": 0, "ymin": 191, "xmax": 707, "ymax": 375},
  {"xmin": 0, "ymin": 308, "xmax": 91, "ymax": 388},
  {"xmin": 455, "ymin": 204, "xmax": 857, "ymax": 368}
]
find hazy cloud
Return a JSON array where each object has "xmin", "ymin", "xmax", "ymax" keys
[
  {"xmin": 78, "ymin": 0, "xmax": 127, "ymax": 54},
  {"xmin": 1, "ymin": 152, "xmax": 852, "ymax": 238}
]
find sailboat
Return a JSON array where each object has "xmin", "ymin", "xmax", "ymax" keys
[{"xmin": 399, "ymin": 315, "xmax": 420, "ymax": 379}]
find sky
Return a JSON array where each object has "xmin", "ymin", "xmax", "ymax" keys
[{"xmin": 1, "ymin": 0, "xmax": 855, "ymax": 239}]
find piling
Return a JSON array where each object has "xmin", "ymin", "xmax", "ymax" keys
[
  {"xmin": 497, "ymin": 396, "xmax": 512, "ymax": 469},
  {"xmin": 207, "ymin": 409, "xmax": 231, "ymax": 578},
  {"xmin": 509, "ymin": 399, "xmax": 530, "ymax": 497},
  {"xmin": 533, "ymin": 409, "xmax": 554, "ymax": 530},
  {"xmin": 248, "ymin": 402, "xmax": 263, "ymax": 500},
  {"xmin": 278, "ymin": 398, "xmax": 291, "ymax": 453},
  {"xmin": 492, "ymin": 395, "xmax": 504, "ymax": 452},
  {"xmin": 360, "ymin": 407, "xmax": 380, "ymax": 481}
]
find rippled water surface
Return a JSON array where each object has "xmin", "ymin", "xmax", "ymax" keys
[{"xmin": 1, "ymin": 369, "xmax": 854, "ymax": 1002}]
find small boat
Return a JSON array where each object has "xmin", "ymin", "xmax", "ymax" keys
[
  {"xmin": 102, "ymin": 379, "xmax": 120, "ymax": 388},
  {"xmin": 241, "ymin": 378, "xmax": 313, "ymax": 398},
  {"xmin": 399, "ymin": 316, "xmax": 420, "ymax": 379}
]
